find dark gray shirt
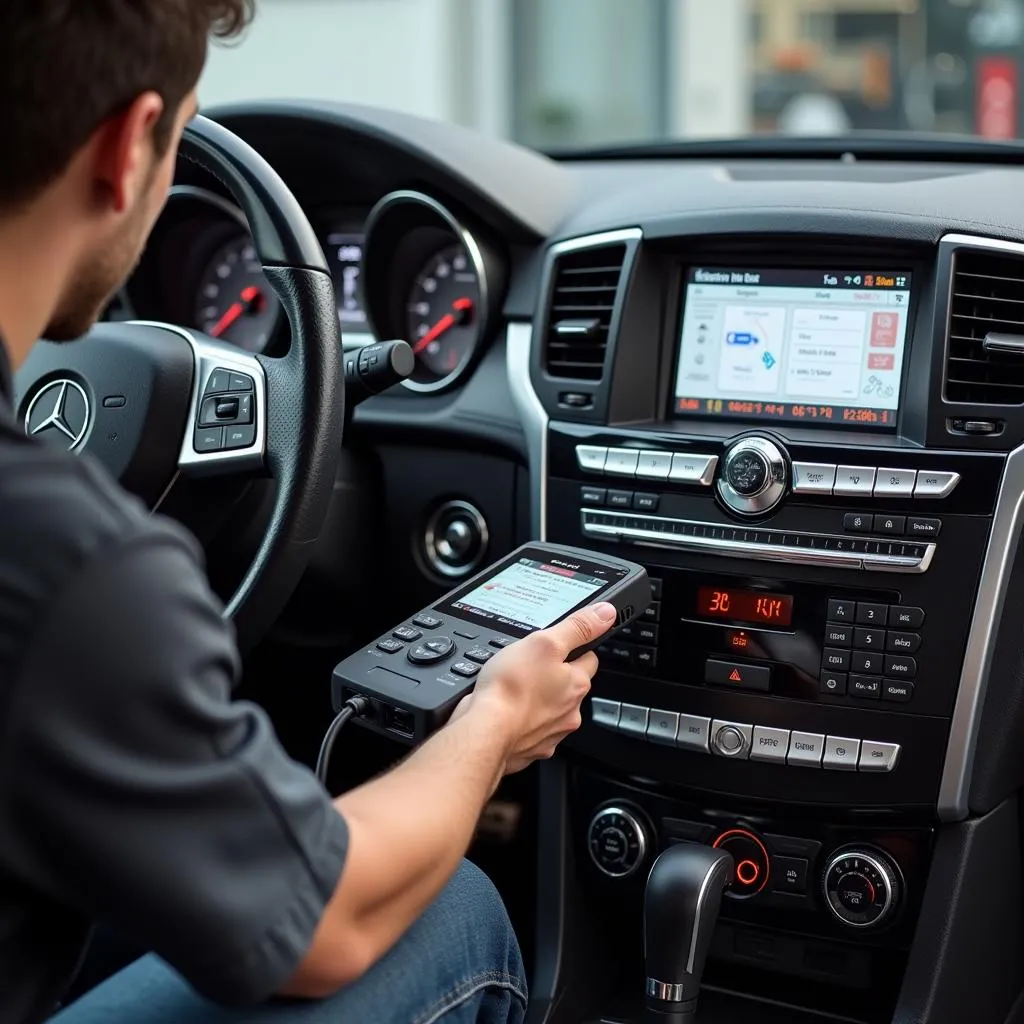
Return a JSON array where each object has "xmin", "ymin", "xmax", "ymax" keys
[{"xmin": 0, "ymin": 342, "xmax": 348, "ymax": 1023}]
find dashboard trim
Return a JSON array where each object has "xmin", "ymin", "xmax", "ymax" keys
[
  {"xmin": 507, "ymin": 321, "xmax": 548, "ymax": 540},
  {"xmin": 938, "ymin": 234, "xmax": 1024, "ymax": 820}
]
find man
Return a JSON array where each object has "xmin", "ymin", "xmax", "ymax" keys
[{"xmin": 0, "ymin": 3, "xmax": 612, "ymax": 1022}]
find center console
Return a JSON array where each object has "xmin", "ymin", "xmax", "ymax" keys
[{"xmin": 510, "ymin": 227, "xmax": 1024, "ymax": 1023}]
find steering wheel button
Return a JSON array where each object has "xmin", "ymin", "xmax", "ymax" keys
[
  {"xmin": 194, "ymin": 427, "xmax": 224, "ymax": 453},
  {"xmin": 235, "ymin": 393, "xmax": 254, "ymax": 424},
  {"xmin": 215, "ymin": 398, "xmax": 240, "ymax": 419},
  {"xmin": 204, "ymin": 368, "xmax": 232, "ymax": 395},
  {"xmin": 224, "ymin": 424, "xmax": 257, "ymax": 450},
  {"xmin": 229, "ymin": 372, "xmax": 254, "ymax": 392}
]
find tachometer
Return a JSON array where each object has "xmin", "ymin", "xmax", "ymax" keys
[
  {"xmin": 195, "ymin": 236, "xmax": 280, "ymax": 353},
  {"xmin": 407, "ymin": 244, "xmax": 481, "ymax": 385}
]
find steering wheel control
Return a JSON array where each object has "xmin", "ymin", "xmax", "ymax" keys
[
  {"xmin": 823, "ymin": 847, "xmax": 902, "ymax": 929},
  {"xmin": 712, "ymin": 828, "xmax": 771, "ymax": 898},
  {"xmin": 194, "ymin": 365, "xmax": 257, "ymax": 453},
  {"xmin": 331, "ymin": 543, "xmax": 649, "ymax": 744},
  {"xmin": 588, "ymin": 805, "xmax": 650, "ymax": 878}
]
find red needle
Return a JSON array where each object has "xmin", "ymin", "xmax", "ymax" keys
[
  {"xmin": 413, "ymin": 297, "xmax": 474, "ymax": 354},
  {"xmin": 210, "ymin": 285, "xmax": 264, "ymax": 338}
]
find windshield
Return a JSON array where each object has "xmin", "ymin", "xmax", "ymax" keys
[{"xmin": 199, "ymin": 0, "xmax": 1023, "ymax": 150}]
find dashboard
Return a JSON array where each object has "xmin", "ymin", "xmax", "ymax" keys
[{"xmin": 112, "ymin": 101, "xmax": 1024, "ymax": 1024}]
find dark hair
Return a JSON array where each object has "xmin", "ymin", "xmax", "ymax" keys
[{"xmin": 0, "ymin": 0, "xmax": 254, "ymax": 210}]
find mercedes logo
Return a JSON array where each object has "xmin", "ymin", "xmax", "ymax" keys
[{"xmin": 24, "ymin": 379, "xmax": 91, "ymax": 451}]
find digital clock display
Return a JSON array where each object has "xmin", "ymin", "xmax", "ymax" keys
[{"xmin": 697, "ymin": 587, "xmax": 794, "ymax": 627}]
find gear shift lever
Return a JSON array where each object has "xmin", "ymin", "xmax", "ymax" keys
[{"xmin": 644, "ymin": 844, "xmax": 734, "ymax": 1023}]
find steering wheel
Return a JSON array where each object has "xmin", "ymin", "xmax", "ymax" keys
[{"xmin": 14, "ymin": 117, "xmax": 344, "ymax": 651}]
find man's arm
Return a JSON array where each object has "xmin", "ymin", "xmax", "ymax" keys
[{"xmin": 286, "ymin": 610, "xmax": 611, "ymax": 997}]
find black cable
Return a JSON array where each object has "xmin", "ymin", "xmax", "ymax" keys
[{"xmin": 316, "ymin": 696, "xmax": 372, "ymax": 785}]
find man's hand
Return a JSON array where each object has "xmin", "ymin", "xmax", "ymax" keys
[{"xmin": 459, "ymin": 601, "xmax": 617, "ymax": 774}]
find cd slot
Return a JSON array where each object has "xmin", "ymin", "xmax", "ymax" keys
[{"xmin": 580, "ymin": 508, "xmax": 935, "ymax": 574}]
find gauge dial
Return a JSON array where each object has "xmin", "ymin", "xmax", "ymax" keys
[
  {"xmin": 195, "ymin": 237, "xmax": 280, "ymax": 352},
  {"xmin": 406, "ymin": 244, "xmax": 481, "ymax": 385}
]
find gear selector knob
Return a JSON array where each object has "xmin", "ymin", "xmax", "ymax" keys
[{"xmin": 644, "ymin": 844, "xmax": 734, "ymax": 1023}]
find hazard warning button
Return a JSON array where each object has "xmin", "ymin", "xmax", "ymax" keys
[{"xmin": 705, "ymin": 658, "xmax": 771, "ymax": 692}]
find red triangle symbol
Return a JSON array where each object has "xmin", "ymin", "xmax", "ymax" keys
[{"xmin": 729, "ymin": 669, "xmax": 743, "ymax": 682}]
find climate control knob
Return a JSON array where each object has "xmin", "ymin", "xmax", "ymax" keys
[
  {"xmin": 823, "ymin": 848, "xmax": 902, "ymax": 929},
  {"xmin": 588, "ymin": 805, "xmax": 649, "ymax": 878},
  {"xmin": 717, "ymin": 436, "xmax": 788, "ymax": 515}
]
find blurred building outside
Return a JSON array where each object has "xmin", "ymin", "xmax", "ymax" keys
[{"xmin": 200, "ymin": 0, "xmax": 1024, "ymax": 147}]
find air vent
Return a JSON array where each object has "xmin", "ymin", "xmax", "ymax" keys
[
  {"xmin": 947, "ymin": 249, "xmax": 1024, "ymax": 404},
  {"xmin": 543, "ymin": 243, "xmax": 627, "ymax": 380}
]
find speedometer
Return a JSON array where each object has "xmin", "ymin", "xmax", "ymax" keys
[
  {"xmin": 195, "ymin": 236, "xmax": 280, "ymax": 353},
  {"xmin": 406, "ymin": 244, "xmax": 481, "ymax": 386}
]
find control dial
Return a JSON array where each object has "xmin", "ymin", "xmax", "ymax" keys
[
  {"xmin": 588, "ymin": 805, "xmax": 650, "ymax": 878},
  {"xmin": 717, "ymin": 436, "xmax": 788, "ymax": 516},
  {"xmin": 823, "ymin": 848, "xmax": 902, "ymax": 929}
]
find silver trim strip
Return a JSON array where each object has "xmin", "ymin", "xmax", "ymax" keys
[
  {"xmin": 646, "ymin": 979, "xmax": 685, "ymax": 1002},
  {"xmin": 507, "ymin": 323, "xmax": 547, "ymax": 539},
  {"xmin": 581, "ymin": 508, "xmax": 935, "ymax": 573},
  {"xmin": 936, "ymin": 231, "xmax": 1024, "ymax": 820},
  {"xmin": 132, "ymin": 322, "xmax": 267, "ymax": 475},
  {"xmin": 547, "ymin": 226, "xmax": 643, "ymax": 257}
]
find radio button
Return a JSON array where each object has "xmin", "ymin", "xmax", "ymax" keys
[
  {"xmin": 855, "ymin": 602, "xmax": 888, "ymax": 626},
  {"xmin": 647, "ymin": 709, "xmax": 679, "ymax": 745},
  {"xmin": 635, "ymin": 647, "xmax": 658, "ymax": 668},
  {"xmin": 883, "ymin": 679, "xmax": 915, "ymax": 703},
  {"xmin": 711, "ymin": 721, "xmax": 753, "ymax": 759},
  {"xmin": 886, "ymin": 631, "xmax": 921, "ymax": 654},
  {"xmin": 822, "ymin": 648, "xmax": 851, "ymax": 672},
  {"xmin": 618, "ymin": 704, "xmax": 650, "ymax": 737},
  {"xmin": 834, "ymin": 466, "xmax": 877, "ymax": 496},
  {"xmin": 608, "ymin": 490, "xmax": 633, "ymax": 508},
  {"xmin": 751, "ymin": 726, "xmax": 790, "ymax": 763},
  {"xmin": 853, "ymin": 627, "xmax": 885, "ymax": 650},
  {"xmin": 821, "ymin": 671, "xmax": 848, "ymax": 695},
  {"xmin": 677, "ymin": 714, "xmax": 712, "ymax": 753},
  {"xmin": 649, "ymin": 578, "xmax": 663, "ymax": 600},
  {"xmin": 636, "ymin": 450, "xmax": 672, "ymax": 479},
  {"xmin": 636, "ymin": 623, "xmax": 659, "ymax": 644},
  {"xmin": 633, "ymin": 493, "xmax": 660, "ymax": 512},
  {"xmin": 873, "ymin": 515, "xmax": 906, "ymax": 535},
  {"xmin": 787, "ymin": 732, "xmax": 825, "ymax": 767},
  {"xmin": 890, "ymin": 606, "xmax": 925, "ymax": 628},
  {"xmin": 669, "ymin": 453, "xmax": 718, "ymax": 486},
  {"xmin": 706, "ymin": 659, "xmax": 771, "ymax": 692},
  {"xmin": 873, "ymin": 468, "xmax": 917, "ymax": 498},
  {"xmin": 576, "ymin": 445, "xmax": 608, "ymax": 474},
  {"xmin": 580, "ymin": 485, "xmax": 607, "ymax": 506},
  {"xmin": 850, "ymin": 675, "xmax": 882, "ymax": 699},
  {"xmin": 825, "ymin": 624, "xmax": 853, "ymax": 646},
  {"xmin": 605, "ymin": 449, "xmax": 640, "ymax": 476},
  {"xmin": 844, "ymin": 513, "xmax": 873, "ymax": 533},
  {"xmin": 884, "ymin": 655, "xmax": 917, "ymax": 677},
  {"xmin": 792, "ymin": 462, "xmax": 838, "ymax": 495},
  {"xmin": 852, "ymin": 651, "xmax": 884, "ymax": 674},
  {"xmin": 859, "ymin": 741, "xmax": 901, "ymax": 772},
  {"xmin": 906, "ymin": 516, "xmax": 941, "ymax": 537},
  {"xmin": 914, "ymin": 471, "xmax": 960, "ymax": 499},
  {"xmin": 642, "ymin": 602, "xmax": 661, "ymax": 623},
  {"xmin": 823, "ymin": 736, "xmax": 861, "ymax": 771},
  {"xmin": 591, "ymin": 698, "xmax": 621, "ymax": 729},
  {"xmin": 827, "ymin": 599, "xmax": 855, "ymax": 623}
]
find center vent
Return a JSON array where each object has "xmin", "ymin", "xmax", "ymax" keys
[
  {"xmin": 543, "ymin": 243, "xmax": 627, "ymax": 380},
  {"xmin": 947, "ymin": 248, "xmax": 1024, "ymax": 404}
]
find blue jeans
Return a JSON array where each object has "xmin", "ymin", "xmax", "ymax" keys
[{"xmin": 54, "ymin": 861, "xmax": 527, "ymax": 1024}]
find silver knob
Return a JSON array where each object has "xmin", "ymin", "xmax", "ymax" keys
[
  {"xmin": 717, "ymin": 436, "xmax": 788, "ymax": 515},
  {"xmin": 712, "ymin": 724, "xmax": 750, "ymax": 758},
  {"xmin": 823, "ymin": 847, "xmax": 902, "ymax": 929}
]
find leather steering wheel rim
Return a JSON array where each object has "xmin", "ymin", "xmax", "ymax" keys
[{"xmin": 178, "ymin": 117, "xmax": 344, "ymax": 652}]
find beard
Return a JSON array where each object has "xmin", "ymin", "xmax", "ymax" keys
[{"xmin": 44, "ymin": 182, "xmax": 154, "ymax": 342}]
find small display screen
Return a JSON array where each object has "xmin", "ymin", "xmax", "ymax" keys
[
  {"xmin": 673, "ymin": 267, "xmax": 912, "ymax": 429},
  {"xmin": 441, "ymin": 551, "xmax": 627, "ymax": 638},
  {"xmin": 326, "ymin": 231, "xmax": 368, "ymax": 330},
  {"xmin": 697, "ymin": 586, "xmax": 794, "ymax": 627}
]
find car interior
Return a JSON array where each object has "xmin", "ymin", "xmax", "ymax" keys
[{"xmin": 17, "ymin": 98, "xmax": 1024, "ymax": 1023}]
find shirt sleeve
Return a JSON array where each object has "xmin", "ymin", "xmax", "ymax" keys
[{"xmin": 0, "ymin": 524, "xmax": 349, "ymax": 1006}]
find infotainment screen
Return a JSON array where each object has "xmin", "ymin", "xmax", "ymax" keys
[
  {"xmin": 673, "ymin": 267, "xmax": 912, "ymax": 428},
  {"xmin": 440, "ymin": 552, "xmax": 627, "ymax": 638}
]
